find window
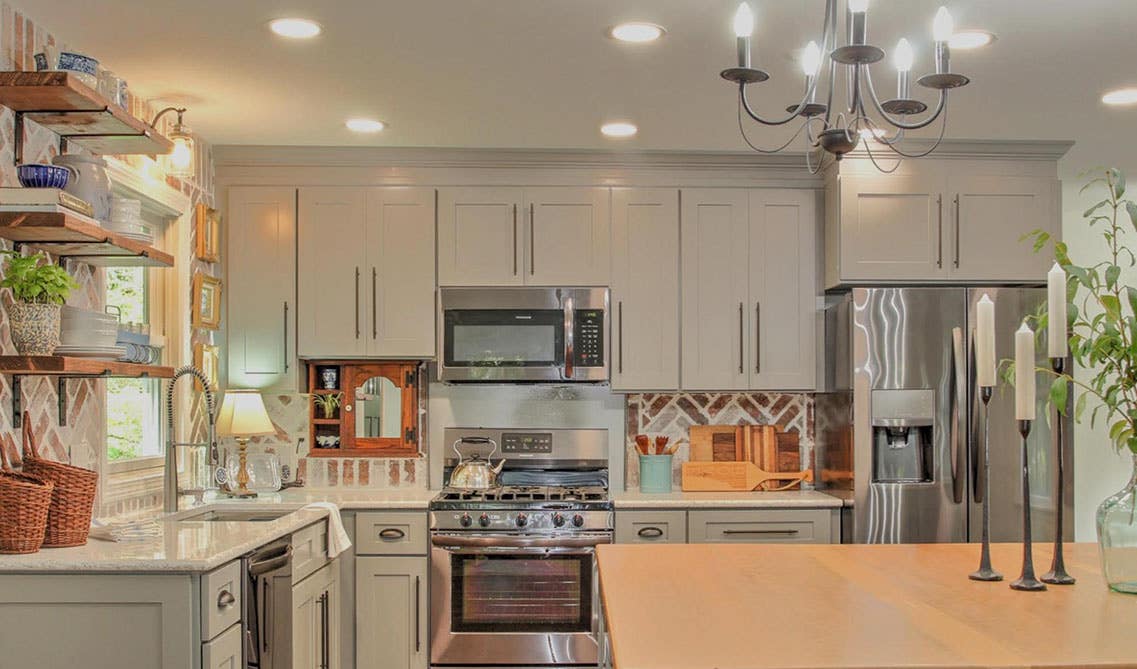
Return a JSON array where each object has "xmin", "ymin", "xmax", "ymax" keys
[{"xmin": 105, "ymin": 267, "xmax": 163, "ymax": 464}]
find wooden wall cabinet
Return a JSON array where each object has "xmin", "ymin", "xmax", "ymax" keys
[
  {"xmin": 298, "ymin": 187, "xmax": 436, "ymax": 359},
  {"xmin": 610, "ymin": 188, "xmax": 680, "ymax": 391},
  {"xmin": 308, "ymin": 361, "xmax": 421, "ymax": 458},
  {"xmin": 438, "ymin": 186, "xmax": 610, "ymax": 286},
  {"xmin": 226, "ymin": 186, "xmax": 297, "ymax": 391}
]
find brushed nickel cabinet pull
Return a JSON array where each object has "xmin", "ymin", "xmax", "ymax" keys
[
  {"xmin": 512, "ymin": 203, "xmax": 518, "ymax": 276},
  {"xmin": 637, "ymin": 526, "xmax": 664, "ymax": 539},
  {"xmin": 379, "ymin": 527, "xmax": 406, "ymax": 540},
  {"xmin": 283, "ymin": 302, "xmax": 289, "ymax": 373},
  {"xmin": 217, "ymin": 589, "xmax": 235, "ymax": 609},
  {"xmin": 372, "ymin": 267, "xmax": 378, "ymax": 339},
  {"xmin": 721, "ymin": 529, "xmax": 800, "ymax": 536},
  {"xmin": 415, "ymin": 575, "xmax": 422, "ymax": 652},
  {"xmin": 618, "ymin": 301, "xmax": 624, "ymax": 375},
  {"xmin": 936, "ymin": 195, "xmax": 943, "ymax": 269},
  {"xmin": 755, "ymin": 301, "xmax": 761, "ymax": 375},
  {"xmin": 738, "ymin": 302, "xmax": 744, "ymax": 375},
  {"xmin": 953, "ymin": 194, "xmax": 961, "ymax": 268},
  {"xmin": 354, "ymin": 267, "xmax": 360, "ymax": 339},
  {"xmin": 529, "ymin": 203, "xmax": 536, "ymax": 276}
]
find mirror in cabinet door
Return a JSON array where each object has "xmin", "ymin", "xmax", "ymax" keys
[
  {"xmin": 307, "ymin": 360, "xmax": 422, "ymax": 458},
  {"xmin": 227, "ymin": 186, "xmax": 298, "ymax": 391}
]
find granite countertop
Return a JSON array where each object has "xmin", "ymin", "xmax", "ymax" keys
[{"xmin": 612, "ymin": 489, "xmax": 843, "ymax": 509}]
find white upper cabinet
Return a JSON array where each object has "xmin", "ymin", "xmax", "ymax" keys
[
  {"xmin": 298, "ymin": 187, "xmax": 368, "ymax": 358},
  {"xmin": 836, "ymin": 174, "xmax": 946, "ymax": 282},
  {"xmin": 611, "ymin": 188, "xmax": 680, "ymax": 392},
  {"xmin": 298, "ymin": 187, "xmax": 436, "ymax": 358},
  {"xmin": 226, "ymin": 186, "xmax": 296, "ymax": 391},
  {"xmin": 365, "ymin": 188, "xmax": 437, "ymax": 357},
  {"xmin": 950, "ymin": 175, "xmax": 1058, "ymax": 282},
  {"xmin": 680, "ymin": 189, "xmax": 751, "ymax": 391},
  {"xmin": 437, "ymin": 188, "xmax": 524, "ymax": 286},
  {"xmin": 749, "ymin": 190, "xmax": 817, "ymax": 390}
]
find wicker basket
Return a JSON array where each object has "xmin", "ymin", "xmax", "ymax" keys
[
  {"xmin": 20, "ymin": 412, "xmax": 97, "ymax": 548},
  {"xmin": 0, "ymin": 436, "xmax": 53, "ymax": 554}
]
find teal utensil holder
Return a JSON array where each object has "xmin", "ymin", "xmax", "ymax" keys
[{"xmin": 638, "ymin": 453, "xmax": 674, "ymax": 494}]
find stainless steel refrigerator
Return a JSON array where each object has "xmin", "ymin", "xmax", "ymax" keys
[{"xmin": 816, "ymin": 287, "xmax": 1074, "ymax": 544}]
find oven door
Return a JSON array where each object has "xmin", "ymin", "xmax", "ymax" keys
[{"xmin": 430, "ymin": 533, "xmax": 611, "ymax": 666}]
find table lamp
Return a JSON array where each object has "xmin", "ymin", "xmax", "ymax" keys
[{"xmin": 216, "ymin": 390, "xmax": 275, "ymax": 498}]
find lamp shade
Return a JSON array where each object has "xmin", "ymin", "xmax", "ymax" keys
[{"xmin": 216, "ymin": 390, "xmax": 275, "ymax": 438}]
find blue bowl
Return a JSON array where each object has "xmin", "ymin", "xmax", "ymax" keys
[{"xmin": 17, "ymin": 164, "xmax": 70, "ymax": 189}]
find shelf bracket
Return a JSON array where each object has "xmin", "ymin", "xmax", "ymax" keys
[
  {"xmin": 57, "ymin": 377, "xmax": 67, "ymax": 426},
  {"xmin": 11, "ymin": 376, "xmax": 21, "ymax": 428},
  {"xmin": 13, "ymin": 112, "xmax": 23, "ymax": 166}
]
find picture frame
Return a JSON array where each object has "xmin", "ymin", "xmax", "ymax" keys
[
  {"xmin": 192, "ymin": 272, "xmax": 223, "ymax": 330},
  {"xmin": 193, "ymin": 343, "xmax": 219, "ymax": 392},
  {"xmin": 195, "ymin": 202, "xmax": 221, "ymax": 263}
]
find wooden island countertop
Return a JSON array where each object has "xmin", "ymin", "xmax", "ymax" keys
[{"xmin": 596, "ymin": 543, "xmax": 1136, "ymax": 669}]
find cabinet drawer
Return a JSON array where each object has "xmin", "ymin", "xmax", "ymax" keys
[
  {"xmin": 615, "ymin": 511, "xmax": 687, "ymax": 544},
  {"xmin": 202, "ymin": 621, "xmax": 243, "ymax": 669},
  {"xmin": 292, "ymin": 521, "xmax": 329, "ymax": 585},
  {"xmin": 688, "ymin": 509, "xmax": 832, "ymax": 544},
  {"xmin": 200, "ymin": 560, "xmax": 242, "ymax": 642},
  {"xmin": 355, "ymin": 511, "xmax": 428, "ymax": 556}
]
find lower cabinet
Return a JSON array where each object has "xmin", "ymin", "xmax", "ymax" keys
[
  {"xmin": 614, "ymin": 510, "xmax": 687, "ymax": 544},
  {"xmin": 687, "ymin": 509, "xmax": 835, "ymax": 544},
  {"xmin": 356, "ymin": 556, "xmax": 428, "ymax": 669},
  {"xmin": 293, "ymin": 561, "xmax": 340, "ymax": 669},
  {"xmin": 201, "ymin": 622, "xmax": 243, "ymax": 669}
]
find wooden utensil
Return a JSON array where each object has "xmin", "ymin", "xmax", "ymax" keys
[
  {"xmin": 634, "ymin": 434, "xmax": 651, "ymax": 456},
  {"xmin": 654, "ymin": 436, "xmax": 670, "ymax": 455},
  {"xmin": 681, "ymin": 461, "xmax": 813, "ymax": 492}
]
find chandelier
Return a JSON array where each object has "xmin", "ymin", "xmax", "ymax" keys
[{"xmin": 721, "ymin": 0, "xmax": 970, "ymax": 173}]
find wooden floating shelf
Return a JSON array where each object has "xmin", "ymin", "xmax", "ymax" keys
[
  {"xmin": 312, "ymin": 418, "xmax": 340, "ymax": 425},
  {"xmin": 0, "ymin": 209, "xmax": 174, "ymax": 267},
  {"xmin": 0, "ymin": 71, "xmax": 173, "ymax": 156},
  {"xmin": 0, "ymin": 356, "xmax": 174, "ymax": 378}
]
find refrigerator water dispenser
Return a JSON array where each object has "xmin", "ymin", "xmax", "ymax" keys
[{"xmin": 871, "ymin": 389, "xmax": 934, "ymax": 483}]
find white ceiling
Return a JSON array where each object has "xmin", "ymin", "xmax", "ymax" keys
[{"xmin": 20, "ymin": 0, "xmax": 1137, "ymax": 165}]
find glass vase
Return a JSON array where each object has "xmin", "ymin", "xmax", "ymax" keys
[{"xmin": 1097, "ymin": 453, "xmax": 1137, "ymax": 594}]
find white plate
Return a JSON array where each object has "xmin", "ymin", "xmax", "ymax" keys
[{"xmin": 54, "ymin": 346, "xmax": 127, "ymax": 359}]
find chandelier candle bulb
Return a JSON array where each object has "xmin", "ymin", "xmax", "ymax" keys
[
  {"xmin": 1048, "ymin": 263, "xmax": 1068, "ymax": 358},
  {"xmin": 976, "ymin": 294, "xmax": 996, "ymax": 388},
  {"xmin": 933, "ymin": 7, "xmax": 954, "ymax": 74},
  {"xmin": 802, "ymin": 41, "xmax": 822, "ymax": 101},
  {"xmin": 1015, "ymin": 322, "xmax": 1036, "ymax": 421},
  {"xmin": 733, "ymin": 3, "xmax": 754, "ymax": 68},
  {"xmin": 894, "ymin": 38, "xmax": 914, "ymax": 98},
  {"xmin": 848, "ymin": 0, "xmax": 868, "ymax": 46}
]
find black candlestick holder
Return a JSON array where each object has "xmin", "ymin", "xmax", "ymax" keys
[
  {"xmin": 970, "ymin": 386, "xmax": 1002, "ymax": 582},
  {"xmin": 1011, "ymin": 418, "xmax": 1047, "ymax": 591},
  {"xmin": 1041, "ymin": 357, "xmax": 1075, "ymax": 585}
]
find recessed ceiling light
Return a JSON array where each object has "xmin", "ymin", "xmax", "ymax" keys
[
  {"xmin": 949, "ymin": 30, "xmax": 996, "ymax": 50},
  {"xmin": 1102, "ymin": 87, "xmax": 1137, "ymax": 106},
  {"xmin": 269, "ymin": 18, "xmax": 322, "ymax": 39},
  {"xmin": 607, "ymin": 22, "xmax": 666, "ymax": 43},
  {"xmin": 346, "ymin": 118, "xmax": 386, "ymax": 133},
  {"xmin": 601, "ymin": 122, "xmax": 638, "ymax": 138}
]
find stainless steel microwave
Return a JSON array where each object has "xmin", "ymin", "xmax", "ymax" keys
[{"xmin": 438, "ymin": 287, "xmax": 609, "ymax": 382}]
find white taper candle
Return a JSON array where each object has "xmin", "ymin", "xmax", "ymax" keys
[
  {"xmin": 976, "ymin": 294, "xmax": 996, "ymax": 387},
  {"xmin": 1015, "ymin": 322, "xmax": 1036, "ymax": 420},
  {"xmin": 1048, "ymin": 262, "xmax": 1068, "ymax": 358}
]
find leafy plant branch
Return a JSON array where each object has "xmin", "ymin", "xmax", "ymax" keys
[{"xmin": 0, "ymin": 250, "xmax": 79, "ymax": 305}]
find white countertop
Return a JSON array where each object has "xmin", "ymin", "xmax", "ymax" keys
[
  {"xmin": 612, "ymin": 489, "xmax": 843, "ymax": 509},
  {"xmin": 236, "ymin": 487, "xmax": 437, "ymax": 509}
]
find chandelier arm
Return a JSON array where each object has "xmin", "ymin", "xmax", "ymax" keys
[
  {"xmin": 862, "ymin": 66, "xmax": 947, "ymax": 130},
  {"xmin": 859, "ymin": 134, "xmax": 904, "ymax": 174},
  {"xmin": 865, "ymin": 105, "xmax": 950, "ymax": 160},
  {"xmin": 737, "ymin": 98, "xmax": 814, "ymax": 152}
]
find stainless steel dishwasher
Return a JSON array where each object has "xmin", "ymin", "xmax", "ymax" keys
[{"xmin": 244, "ymin": 536, "xmax": 294, "ymax": 669}]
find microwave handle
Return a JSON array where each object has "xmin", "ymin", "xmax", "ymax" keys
[{"xmin": 563, "ymin": 296, "xmax": 575, "ymax": 380}]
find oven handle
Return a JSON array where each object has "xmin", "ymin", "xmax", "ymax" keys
[{"xmin": 431, "ymin": 534, "xmax": 612, "ymax": 550}]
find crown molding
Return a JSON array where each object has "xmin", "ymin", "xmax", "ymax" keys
[{"xmin": 842, "ymin": 138, "xmax": 1075, "ymax": 162}]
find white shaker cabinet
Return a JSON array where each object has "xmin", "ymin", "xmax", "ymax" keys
[
  {"xmin": 292, "ymin": 561, "xmax": 340, "ymax": 669},
  {"xmin": 680, "ymin": 189, "xmax": 750, "ymax": 391},
  {"xmin": 226, "ymin": 186, "xmax": 297, "ymax": 391},
  {"xmin": 610, "ymin": 188, "xmax": 680, "ymax": 391},
  {"xmin": 356, "ymin": 556, "xmax": 428, "ymax": 669},
  {"xmin": 437, "ymin": 187, "xmax": 524, "ymax": 286},
  {"xmin": 298, "ymin": 187, "xmax": 436, "ymax": 358},
  {"xmin": 524, "ymin": 187, "xmax": 610, "ymax": 285},
  {"xmin": 950, "ymin": 175, "xmax": 1058, "ymax": 282}
]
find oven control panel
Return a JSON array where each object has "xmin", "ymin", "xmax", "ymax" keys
[
  {"xmin": 430, "ymin": 510, "xmax": 614, "ymax": 533},
  {"xmin": 501, "ymin": 432, "xmax": 553, "ymax": 454},
  {"xmin": 573, "ymin": 310, "xmax": 604, "ymax": 367}
]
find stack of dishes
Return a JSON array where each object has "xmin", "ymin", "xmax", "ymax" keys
[
  {"xmin": 106, "ymin": 197, "xmax": 154, "ymax": 245},
  {"xmin": 56, "ymin": 307, "xmax": 126, "ymax": 360}
]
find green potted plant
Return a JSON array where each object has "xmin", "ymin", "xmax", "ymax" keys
[
  {"xmin": 313, "ymin": 392, "xmax": 342, "ymax": 420},
  {"xmin": 0, "ymin": 251, "xmax": 79, "ymax": 355},
  {"xmin": 1023, "ymin": 168, "xmax": 1137, "ymax": 593}
]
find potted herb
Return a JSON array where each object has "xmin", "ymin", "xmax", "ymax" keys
[
  {"xmin": 0, "ymin": 251, "xmax": 78, "ymax": 355},
  {"xmin": 313, "ymin": 392, "xmax": 342, "ymax": 420},
  {"xmin": 1024, "ymin": 168, "xmax": 1137, "ymax": 593}
]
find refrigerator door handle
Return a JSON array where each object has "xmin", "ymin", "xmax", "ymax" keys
[{"xmin": 950, "ymin": 327, "xmax": 966, "ymax": 504}]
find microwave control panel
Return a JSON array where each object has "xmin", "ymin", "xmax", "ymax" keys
[{"xmin": 573, "ymin": 310, "xmax": 605, "ymax": 367}]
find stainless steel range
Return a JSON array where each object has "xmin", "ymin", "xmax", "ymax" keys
[{"xmin": 430, "ymin": 428, "xmax": 612, "ymax": 668}]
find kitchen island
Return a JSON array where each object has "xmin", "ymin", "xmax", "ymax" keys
[{"xmin": 597, "ymin": 543, "xmax": 1135, "ymax": 669}]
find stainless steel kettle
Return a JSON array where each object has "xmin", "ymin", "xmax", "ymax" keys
[{"xmin": 449, "ymin": 437, "xmax": 506, "ymax": 489}]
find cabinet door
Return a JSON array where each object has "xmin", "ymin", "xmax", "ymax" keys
[
  {"xmin": 524, "ymin": 187, "xmax": 610, "ymax": 285},
  {"xmin": 227, "ymin": 187, "xmax": 296, "ymax": 391},
  {"xmin": 950, "ymin": 176, "xmax": 1058, "ymax": 282},
  {"xmin": 611, "ymin": 188, "xmax": 680, "ymax": 391},
  {"xmin": 749, "ymin": 190, "xmax": 817, "ymax": 390},
  {"xmin": 292, "ymin": 562, "xmax": 339, "ymax": 669},
  {"xmin": 614, "ymin": 510, "xmax": 687, "ymax": 544},
  {"xmin": 688, "ymin": 509, "xmax": 833, "ymax": 544},
  {"xmin": 356, "ymin": 557, "xmax": 428, "ymax": 669},
  {"xmin": 438, "ymin": 187, "xmax": 524, "ymax": 286},
  {"xmin": 680, "ymin": 189, "xmax": 750, "ymax": 390},
  {"xmin": 365, "ymin": 188, "xmax": 436, "ymax": 357},
  {"xmin": 298, "ymin": 187, "xmax": 367, "ymax": 357},
  {"xmin": 838, "ymin": 175, "xmax": 947, "ymax": 281}
]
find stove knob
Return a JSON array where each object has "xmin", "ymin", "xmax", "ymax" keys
[
  {"xmin": 459, "ymin": 513, "xmax": 472, "ymax": 528},
  {"xmin": 478, "ymin": 513, "xmax": 491, "ymax": 528},
  {"xmin": 552, "ymin": 513, "xmax": 566, "ymax": 527},
  {"xmin": 572, "ymin": 514, "xmax": 585, "ymax": 528},
  {"xmin": 516, "ymin": 513, "xmax": 529, "ymax": 528}
]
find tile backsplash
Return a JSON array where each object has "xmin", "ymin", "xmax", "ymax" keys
[{"xmin": 624, "ymin": 392, "xmax": 815, "ymax": 487}]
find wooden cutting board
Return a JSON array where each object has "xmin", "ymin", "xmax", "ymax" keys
[
  {"xmin": 681, "ymin": 461, "xmax": 813, "ymax": 492},
  {"xmin": 689, "ymin": 425, "xmax": 745, "ymax": 462}
]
